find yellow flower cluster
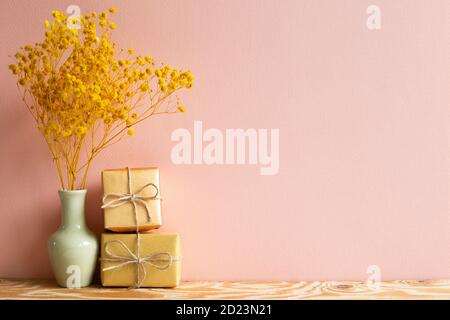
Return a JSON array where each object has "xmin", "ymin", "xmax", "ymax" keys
[
  {"xmin": 9, "ymin": 8, "xmax": 194, "ymax": 190},
  {"xmin": 155, "ymin": 66, "xmax": 194, "ymax": 94}
]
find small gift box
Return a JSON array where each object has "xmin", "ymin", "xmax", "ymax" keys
[
  {"xmin": 102, "ymin": 167, "xmax": 162, "ymax": 232},
  {"xmin": 100, "ymin": 232, "xmax": 181, "ymax": 288}
]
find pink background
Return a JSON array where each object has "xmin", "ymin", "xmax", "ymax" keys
[{"xmin": 0, "ymin": 0, "xmax": 449, "ymax": 281}]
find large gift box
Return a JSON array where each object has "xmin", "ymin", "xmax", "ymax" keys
[
  {"xmin": 100, "ymin": 232, "xmax": 181, "ymax": 287},
  {"xmin": 102, "ymin": 167, "xmax": 162, "ymax": 232}
]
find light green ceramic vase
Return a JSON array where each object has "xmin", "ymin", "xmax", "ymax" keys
[{"xmin": 48, "ymin": 190, "xmax": 98, "ymax": 288}]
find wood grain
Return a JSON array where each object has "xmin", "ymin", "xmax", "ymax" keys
[{"xmin": 0, "ymin": 279, "xmax": 449, "ymax": 300}]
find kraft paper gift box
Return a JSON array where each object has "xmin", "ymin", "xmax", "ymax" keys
[
  {"xmin": 102, "ymin": 167, "xmax": 162, "ymax": 232},
  {"xmin": 100, "ymin": 232, "xmax": 181, "ymax": 287}
]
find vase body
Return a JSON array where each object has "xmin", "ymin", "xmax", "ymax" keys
[{"xmin": 48, "ymin": 190, "xmax": 98, "ymax": 287}]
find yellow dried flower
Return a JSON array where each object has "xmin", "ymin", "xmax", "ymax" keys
[
  {"xmin": 139, "ymin": 82, "xmax": 149, "ymax": 91},
  {"xmin": 75, "ymin": 126, "xmax": 87, "ymax": 136},
  {"xmin": 9, "ymin": 8, "xmax": 194, "ymax": 190}
]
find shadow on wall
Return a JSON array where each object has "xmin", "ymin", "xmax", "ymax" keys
[
  {"xmin": 85, "ymin": 182, "xmax": 103, "ymax": 238},
  {"xmin": 85, "ymin": 182, "xmax": 103, "ymax": 284}
]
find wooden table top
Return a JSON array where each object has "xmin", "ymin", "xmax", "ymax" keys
[{"xmin": 1, "ymin": 278, "xmax": 449, "ymax": 300}]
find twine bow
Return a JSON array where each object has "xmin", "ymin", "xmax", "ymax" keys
[
  {"xmin": 101, "ymin": 167, "xmax": 159, "ymax": 224},
  {"xmin": 101, "ymin": 239, "xmax": 176, "ymax": 288}
]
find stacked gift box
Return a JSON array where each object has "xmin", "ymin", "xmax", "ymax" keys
[{"xmin": 99, "ymin": 167, "xmax": 181, "ymax": 287}]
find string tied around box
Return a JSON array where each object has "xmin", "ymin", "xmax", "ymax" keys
[
  {"xmin": 101, "ymin": 239, "xmax": 176, "ymax": 288},
  {"xmin": 101, "ymin": 167, "xmax": 160, "ymax": 223}
]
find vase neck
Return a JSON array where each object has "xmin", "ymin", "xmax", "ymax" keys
[{"xmin": 59, "ymin": 190, "xmax": 87, "ymax": 229}]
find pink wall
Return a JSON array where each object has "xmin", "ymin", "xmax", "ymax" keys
[{"xmin": 0, "ymin": 0, "xmax": 449, "ymax": 281}]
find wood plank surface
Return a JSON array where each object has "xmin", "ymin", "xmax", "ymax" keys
[{"xmin": 0, "ymin": 279, "xmax": 449, "ymax": 300}]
